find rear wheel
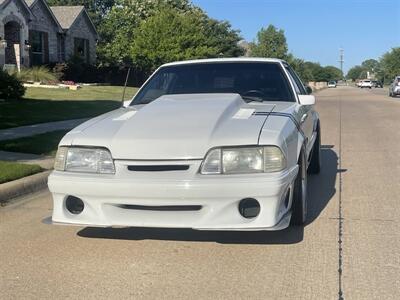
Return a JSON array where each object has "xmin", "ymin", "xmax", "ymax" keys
[{"xmin": 291, "ymin": 150, "xmax": 307, "ymax": 226}]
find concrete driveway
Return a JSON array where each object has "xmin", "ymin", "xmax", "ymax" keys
[{"xmin": 0, "ymin": 86, "xmax": 399, "ymax": 299}]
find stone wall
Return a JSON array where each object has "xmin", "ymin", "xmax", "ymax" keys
[
  {"xmin": 308, "ymin": 81, "xmax": 328, "ymax": 91},
  {"xmin": 0, "ymin": 0, "xmax": 30, "ymax": 68},
  {"xmin": 29, "ymin": 0, "xmax": 61, "ymax": 63},
  {"xmin": 65, "ymin": 13, "xmax": 96, "ymax": 64}
]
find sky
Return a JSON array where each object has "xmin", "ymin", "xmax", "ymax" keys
[{"xmin": 192, "ymin": 0, "xmax": 400, "ymax": 73}]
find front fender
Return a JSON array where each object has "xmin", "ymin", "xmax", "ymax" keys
[{"xmin": 259, "ymin": 115, "xmax": 304, "ymax": 170}]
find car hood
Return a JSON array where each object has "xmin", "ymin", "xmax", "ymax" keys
[{"xmin": 62, "ymin": 94, "xmax": 277, "ymax": 160}]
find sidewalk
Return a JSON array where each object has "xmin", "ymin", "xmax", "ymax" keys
[{"xmin": 0, "ymin": 118, "xmax": 88, "ymax": 141}]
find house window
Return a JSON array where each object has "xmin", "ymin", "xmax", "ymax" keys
[
  {"xmin": 74, "ymin": 38, "xmax": 89, "ymax": 62},
  {"xmin": 31, "ymin": 31, "xmax": 44, "ymax": 65},
  {"xmin": 57, "ymin": 34, "xmax": 65, "ymax": 62},
  {"xmin": 30, "ymin": 30, "xmax": 48, "ymax": 65}
]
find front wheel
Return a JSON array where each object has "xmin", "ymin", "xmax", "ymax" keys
[
  {"xmin": 308, "ymin": 125, "xmax": 321, "ymax": 174},
  {"xmin": 291, "ymin": 150, "xmax": 308, "ymax": 226}
]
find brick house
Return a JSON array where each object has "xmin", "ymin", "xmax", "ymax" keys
[{"xmin": 0, "ymin": 0, "xmax": 98, "ymax": 70}]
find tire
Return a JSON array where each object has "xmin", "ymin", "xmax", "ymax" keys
[
  {"xmin": 291, "ymin": 149, "xmax": 308, "ymax": 226},
  {"xmin": 308, "ymin": 125, "xmax": 321, "ymax": 174}
]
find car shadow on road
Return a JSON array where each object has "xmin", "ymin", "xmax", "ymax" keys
[
  {"xmin": 307, "ymin": 146, "xmax": 338, "ymax": 224},
  {"xmin": 77, "ymin": 147, "xmax": 338, "ymax": 245}
]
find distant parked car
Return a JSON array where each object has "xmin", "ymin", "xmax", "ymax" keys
[
  {"xmin": 360, "ymin": 80, "xmax": 373, "ymax": 89},
  {"xmin": 372, "ymin": 81, "xmax": 383, "ymax": 88},
  {"xmin": 389, "ymin": 76, "xmax": 400, "ymax": 97},
  {"xmin": 356, "ymin": 80, "xmax": 363, "ymax": 88},
  {"xmin": 327, "ymin": 81, "xmax": 337, "ymax": 88}
]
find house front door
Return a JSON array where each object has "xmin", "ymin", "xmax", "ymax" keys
[{"xmin": 4, "ymin": 21, "xmax": 21, "ymax": 67}]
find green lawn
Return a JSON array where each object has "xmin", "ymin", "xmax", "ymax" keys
[
  {"xmin": 0, "ymin": 86, "xmax": 138, "ymax": 129},
  {"xmin": 0, "ymin": 130, "xmax": 69, "ymax": 156},
  {"xmin": 0, "ymin": 161, "xmax": 43, "ymax": 184},
  {"xmin": 25, "ymin": 85, "xmax": 138, "ymax": 101}
]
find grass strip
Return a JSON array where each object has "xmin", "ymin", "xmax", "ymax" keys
[{"xmin": 0, "ymin": 161, "xmax": 42, "ymax": 184}]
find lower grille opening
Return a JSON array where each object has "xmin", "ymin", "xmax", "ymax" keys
[
  {"xmin": 116, "ymin": 204, "xmax": 202, "ymax": 211},
  {"xmin": 128, "ymin": 165, "xmax": 189, "ymax": 172}
]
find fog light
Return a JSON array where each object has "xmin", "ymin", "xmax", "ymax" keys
[
  {"xmin": 65, "ymin": 196, "xmax": 84, "ymax": 214},
  {"xmin": 238, "ymin": 198, "xmax": 260, "ymax": 219}
]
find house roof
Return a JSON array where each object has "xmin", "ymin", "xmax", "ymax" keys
[
  {"xmin": 49, "ymin": 6, "xmax": 85, "ymax": 30},
  {"xmin": 1, "ymin": 1, "xmax": 97, "ymax": 36},
  {"xmin": 24, "ymin": 0, "xmax": 63, "ymax": 33},
  {"xmin": 0, "ymin": 0, "xmax": 34, "ymax": 19},
  {"xmin": 24, "ymin": 0, "xmax": 35, "ymax": 6}
]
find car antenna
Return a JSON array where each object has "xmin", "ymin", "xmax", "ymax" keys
[{"xmin": 121, "ymin": 66, "xmax": 131, "ymax": 106}]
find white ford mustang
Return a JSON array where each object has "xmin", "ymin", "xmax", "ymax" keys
[{"xmin": 48, "ymin": 58, "xmax": 321, "ymax": 231}]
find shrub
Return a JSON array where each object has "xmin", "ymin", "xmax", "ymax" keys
[
  {"xmin": 52, "ymin": 63, "xmax": 67, "ymax": 81},
  {"xmin": 0, "ymin": 69, "xmax": 26, "ymax": 100},
  {"xmin": 17, "ymin": 66, "xmax": 57, "ymax": 84},
  {"xmin": 53, "ymin": 61, "xmax": 146, "ymax": 86}
]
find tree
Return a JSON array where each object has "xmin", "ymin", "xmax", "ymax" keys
[
  {"xmin": 381, "ymin": 47, "xmax": 400, "ymax": 82},
  {"xmin": 202, "ymin": 18, "xmax": 244, "ymax": 58},
  {"xmin": 301, "ymin": 62, "xmax": 326, "ymax": 81},
  {"xmin": 361, "ymin": 59, "xmax": 380, "ymax": 72},
  {"xmin": 100, "ymin": 1, "xmax": 243, "ymax": 66},
  {"xmin": 293, "ymin": 61, "xmax": 342, "ymax": 82},
  {"xmin": 287, "ymin": 56, "xmax": 313, "ymax": 83},
  {"xmin": 98, "ymin": 0, "xmax": 198, "ymax": 64},
  {"xmin": 346, "ymin": 65, "xmax": 367, "ymax": 81},
  {"xmin": 323, "ymin": 66, "xmax": 343, "ymax": 81},
  {"xmin": 130, "ymin": 9, "xmax": 220, "ymax": 72},
  {"xmin": 249, "ymin": 25, "xmax": 288, "ymax": 59},
  {"xmin": 361, "ymin": 58, "xmax": 383, "ymax": 81}
]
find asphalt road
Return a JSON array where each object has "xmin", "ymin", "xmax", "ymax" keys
[{"xmin": 1, "ymin": 87, "xmax": 399, "ymax": 299}]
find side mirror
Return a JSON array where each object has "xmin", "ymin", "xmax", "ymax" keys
[
  {"xmin": 305, "ymin": 86, "xmax": 313, "ymax": 94},
  {"xmin": 298, "ymin": 95, "xmax": 315, "ymax": 105},
  {"xmin": 122, "ymin": 100, "xmax": 131, "ymax": 107}
]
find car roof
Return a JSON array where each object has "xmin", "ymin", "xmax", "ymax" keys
[{"xmin": 161, "ymin": 57, "xmax": 286, "ymax": 67}]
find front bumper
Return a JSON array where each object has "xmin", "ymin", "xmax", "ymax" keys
[{"xmin": 48, "ymin": 162, "xmax": 298, "ymax": 231}]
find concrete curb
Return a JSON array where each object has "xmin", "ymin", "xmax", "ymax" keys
[{"xmin": 0, "ymin": 170, "xmax": 51, "ymax": 206}]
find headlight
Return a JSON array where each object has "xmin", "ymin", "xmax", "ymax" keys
[
  {"xmin": 200, "ymin": 146, "xmax": 286, "ymax": 174},
  {"xmin": 54, "ymin": 147, "xmax": 115, "ymax": 174}
]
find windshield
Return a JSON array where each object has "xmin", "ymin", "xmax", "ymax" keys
[{"xmin": 131, "ymin": 62, "xmax": 295, "ymax": 105}]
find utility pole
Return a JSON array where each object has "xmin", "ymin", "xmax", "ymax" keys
[{"xmin": 339, "ymin": 48, "xmax": 344, "ymax": 80}]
